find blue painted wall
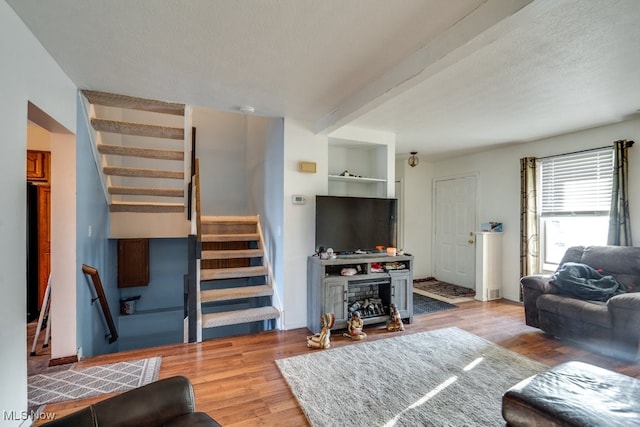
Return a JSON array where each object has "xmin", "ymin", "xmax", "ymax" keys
[
  {"xmin": 119, "ymin": 238, "xmax": 186, "ymax": 311},
  {"xmin": 75, "ymin": 100, "xmax": 119, "ymax": 357}
]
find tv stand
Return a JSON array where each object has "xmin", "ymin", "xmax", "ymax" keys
[{"xmin": 307, "ymin": 254, "xmax": 414, "ymax": 332}]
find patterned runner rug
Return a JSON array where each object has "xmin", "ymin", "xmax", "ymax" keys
[
  {"xmin": 414, "ymin": 277, "xmax": 476, "ymax": 303},
  {"xmin": 413, "ymin": 293, "xmax": 457, "ymax": 315},
  {"xmin": 28, "ymin": 357, "xmax": 161, "ymax": 410}
]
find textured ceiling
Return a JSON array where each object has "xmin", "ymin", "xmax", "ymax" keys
[{"xmin": 7, "ymin": 0, "xmax": 640, "ymax": 159}]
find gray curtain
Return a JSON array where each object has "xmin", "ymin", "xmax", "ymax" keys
[
  {"xmin": 520, "ymin": 157, "xmax": 539, "ymax": 300},
  {"xmin": 607, "ymin": 140, "xmax": 634, "ymax": 246}
]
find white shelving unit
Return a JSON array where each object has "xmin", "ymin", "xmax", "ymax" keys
[{"xmin": 327, "ymin": 138, "xmax": 389, "ymax": 197}]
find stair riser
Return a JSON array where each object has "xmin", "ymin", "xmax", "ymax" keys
[
  {"xmin": 104, "ymin": 167, "xmax": 184, "ymax": 179},
  {"xmin": 82, "ymin": 90, "xmax": 185, "ymax": 116},
  {"xmin": 98, "ymin": 144, "xmax": 184, "ymax": 161},
  {"xmin": 201, "ymin": 223, "xmax": 257, "ymax": 235},
  {"xmin": 110, "ymin": 204, "xmax": 185, "ymax": 213},
  {"xmin": 109, "ymin": 187, "xmax": 184, "ymax": 197},
  {"xmin": 91, "ymin": 118, "xmax": 184, "ymax": 140}
]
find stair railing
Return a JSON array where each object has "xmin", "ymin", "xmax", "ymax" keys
[{"xmin": 185, "ymin": 158, "xmax": 202, "ymax": 343}]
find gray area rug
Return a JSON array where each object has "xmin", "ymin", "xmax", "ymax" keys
[
  {"xmin": 413, "ymin": 293, "xmax": 457, "ymax": 314},
  {"xmin": 276, "ymin": 327, "xmax": 547, "ymax": 426},
  {"xmin": 28, "ymin": 357, "xmax": 161, "ymax": 409}
]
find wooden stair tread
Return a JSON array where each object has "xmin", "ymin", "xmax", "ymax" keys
[
  {"xmin": 200, "ymin": 266, "xmax": 268, "ymax": 281},
  {"xmin": 110, "ymin": 202, "xmax": 185, "ymax": 213},
  {"xmin": 201, "ymin": 216, "xmax": 259, "ymax": 224},
  {"xmin": 202, "ymin": 306, "xmax": 279, "ymax": 329},
  {"xmin": 82, "ymin": 90, "xmax": 185, "ymax": 116},
  {"xmin": 201, "ymin": 249, "xmax": 264, "ymax": 260},
  {"xmin": 200, "ymin": 285, "xmax": 273, "ymax": 303},
  {"xmin": 103, "ymin": 166, "xmax": 184, "ymax": 179},
  {"xmin": 91, "ymin": 118, "xmax": 184, "ymax": 140},
  {"xmin": 98, "ymin": 144, "xmax": 184, "ymax": 160},
  {"xmin": 109, "ymin": 186, "xmax": 184, "ymax": 197},
  {"xmin": 201, "ymin": 233, "xmax": 260, "ymax": 242}
]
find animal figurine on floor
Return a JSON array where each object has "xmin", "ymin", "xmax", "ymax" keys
[
  {"xmin": 307, "ymin": 313, "xmax": 335, "ymax": 349},
  {"xmin": 386, "ymin": 303, "xmax": 405, "ymax": 332},
  {"xmin": 343, "ymin": 311, "xmax": 367, "ymax": 340}
]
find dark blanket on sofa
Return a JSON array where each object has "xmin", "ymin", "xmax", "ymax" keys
[{"xmin": 551, "ymin": 262, "xmax": 626, "ymax": 301}]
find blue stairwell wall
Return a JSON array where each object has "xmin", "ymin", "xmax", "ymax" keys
[{"xmin": 75, "ymin": 99, "xmax": 119, "ymax": 358}]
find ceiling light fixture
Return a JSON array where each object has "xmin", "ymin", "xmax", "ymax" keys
[
  {"xmin": 408, "ymin": 151, "xmax": 419, "ymax": 167},
  {"xmin": 239, "ymin": 105, "xmax": 255, "ymax": 114}
]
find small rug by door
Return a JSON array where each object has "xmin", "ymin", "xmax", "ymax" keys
[
  {"xmin": 414, "ymin": 277, "xmax": 476, "ymax": 303},
  {"xmin": 276, "ymin": 327, "xmax": 547, "ymax": 427},
  {"xmin": 413, "ymin": 293, "xmax": 457, "ymax": 315},
  {"xmin": 28, "ymin": 357, "xmax": 161, "ymax": 409}
]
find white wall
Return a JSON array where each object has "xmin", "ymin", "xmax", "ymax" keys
[
  {"xmin": 50, "ymin": 134, "xmax": 77, "ymax": 359},
  {"xmin": 405, "ymin": 118, "xmax": 640, "ymax": 302},
  {"xmin": 246, "ymin": 116, "xmax": 285, "ymax": 315},
  {"xmin": 193, "ymin": 108, "xmax": 249, "ymax": 215},
  {"xmin": 0, "ymin": 0, "xmax": 77, "ymax": 421},
  {"xmin": 282, "ymin": 119, "xmax": 328, "ymax": 329},
  {"xmin": 396, "ymin": 157, "xmax": 433, "ymax": 279}
]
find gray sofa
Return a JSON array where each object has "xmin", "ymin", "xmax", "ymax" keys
[{"xmin": 521, "ymin": 245, "xmax": 640, "ymax": 361}]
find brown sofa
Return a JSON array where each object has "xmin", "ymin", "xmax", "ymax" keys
[
  {"xmin": 41, "ymin": 376, "xmax": 220, "ymax": 427},
  {"xmin": 521, "ymin": 245, "xmax": 640, "ymax": 361}
]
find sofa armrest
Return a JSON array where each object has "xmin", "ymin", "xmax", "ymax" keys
[
  {"xmin": 92, "ymin": 376, "xmax": 197, "ymax": 426},
  {"xmin": 520, "ymin": 274, "xmax": 554, "ymax": 293},
  {"xmin": 608, "ymin": 293, "xmax": 640, "ymax": 361},
  {"xmin": 43, "ymin": 376, "xmax": 216, "ymax": 427},
  {"xmin": 608, "ymin": 292, "xmax": 640, "ymax": 310},
  {"xmin": 520, "ymin": 275, "xmax": 554, "ymax": 328}
]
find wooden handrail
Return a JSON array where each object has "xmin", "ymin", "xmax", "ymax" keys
[
  {"xmin": 195, "ymin": 158, "xmax": 201, "ymax": 241},
  {"xmin": 81, "ymin": 264, "xmax": 118, "ymax": 344}
]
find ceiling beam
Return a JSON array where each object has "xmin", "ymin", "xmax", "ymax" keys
[{"xmin": 315, "ymin": 0, "xmax": 558, "ymax": 135}]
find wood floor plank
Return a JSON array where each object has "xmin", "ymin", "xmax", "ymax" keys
[{"xmin": 34, "ymin": 299, "xmax": 640, "ymax": 425}]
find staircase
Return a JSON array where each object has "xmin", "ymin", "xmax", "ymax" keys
[
  {"xmin": 80, "ymin": 90, "xmax": 191, "ymax": 238},
  {"xmin": 196, "ymin": 216, "xmax": 280, "ymax": 340}
]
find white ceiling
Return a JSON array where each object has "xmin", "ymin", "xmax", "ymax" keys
[{"xmin": 7, "ymin": 0, "xmax": 640, "ymax": 159}]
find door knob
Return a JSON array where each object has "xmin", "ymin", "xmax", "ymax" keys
[{"xmin": 468, "ymin": 239, "xmax": 474, "ymax": 244}]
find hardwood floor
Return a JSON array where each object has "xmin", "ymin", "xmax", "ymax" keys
[{"xmin": 36, "ymin": 299, "xmax": 640, "ymax": 425}]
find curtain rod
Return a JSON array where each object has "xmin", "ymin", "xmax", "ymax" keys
[{"xmin": 537, "ymin": 140, "xmax": 635, "ymax": 160}]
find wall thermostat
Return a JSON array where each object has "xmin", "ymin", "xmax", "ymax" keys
[{"xmin": 292, "ymin": 194, "xmax": 306, "ymax": 205}]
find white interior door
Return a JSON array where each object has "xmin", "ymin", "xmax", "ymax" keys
[{"xmin": 434, "ymin": 175, "xmax": 477, "ymax": 288}]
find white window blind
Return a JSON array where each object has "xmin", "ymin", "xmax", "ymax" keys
[{"xmin": 540, "ymin": 148, "xmax": 613, "ymax": 216}]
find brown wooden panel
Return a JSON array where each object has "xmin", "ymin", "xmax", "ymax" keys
[
  {"xmin": 117, "ymin": 239, "xmax": 149, "ymax": 287},
  {"xmin": 37, "ymin": 185, "xmax": 51, "ymax": 309},
  {"xmin": 26, "ymin": 150, "xmax": 50, "ymax": 182}
]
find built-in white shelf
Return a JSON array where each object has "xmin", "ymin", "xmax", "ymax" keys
[{"xmin": 328, "ymin": 174, "xmax": 386, "ymax": 183}]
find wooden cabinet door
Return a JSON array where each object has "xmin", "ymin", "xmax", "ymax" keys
[
  {"xmin": 390, "ymin": 271, "xmax": 413, "ymax": 320},
  {"xmin": 27, "ymin": 150, "xmax": 50, "ymax": 182},
  {"xmin": 37, "ymin": 185, "xmax": 51, "ymax": 309},
  {"xmin": 118, "ymin": 239, "xmax": 149, "ymax": 287},
  {"xmin": 323, "ymin": 278, "xmax": 348, "ymax": 325}
]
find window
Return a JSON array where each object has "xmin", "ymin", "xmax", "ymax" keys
[{"xmin": 539, "ymin": 148, "xmax": 613, "ymax": 270}]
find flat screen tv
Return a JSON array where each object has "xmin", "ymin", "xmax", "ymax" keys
[{"xmin": 315, "ymin": 195, "xmax": 397, "ymax": 254}]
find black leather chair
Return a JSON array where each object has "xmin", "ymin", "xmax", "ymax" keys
[{"xmin": 42, "ymin": 375, "xmax": 221, "ymax": 427}]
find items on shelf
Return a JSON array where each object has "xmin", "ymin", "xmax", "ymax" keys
[
  {"xmin": 339, "ymin": 170, "xmax": 362, "ymax": 178},
  {"xmin": 384, "ymin": 262, "xmax": 406, "ymax": 271},
  {"xmin": 481, "ymin": 222, "xmax": 503, "ymax": 232}
]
